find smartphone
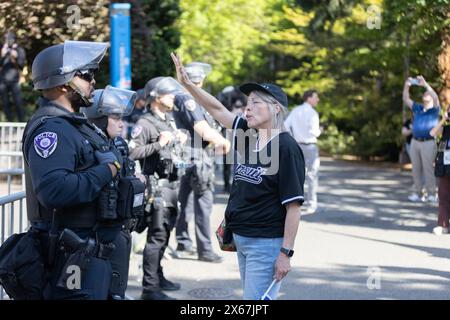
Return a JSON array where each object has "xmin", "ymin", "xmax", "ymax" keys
[{"xmin": 410, "ymin": 79, "xmax": 420, "ymax": 86}]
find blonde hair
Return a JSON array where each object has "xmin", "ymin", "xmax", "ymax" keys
[{"xmin": 253, "ymin": 91, "xmax": 287, "ymax": 130}]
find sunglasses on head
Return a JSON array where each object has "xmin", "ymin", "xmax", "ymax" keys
[{"xmin": 76, "ymin": 69, "xmax": 96, "ymax": 82}]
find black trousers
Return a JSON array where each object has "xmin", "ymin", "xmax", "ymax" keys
[
  {"xmin": 142, "ymin": 220, "xmax": 170, "ymax": 291},
  {"xmin": 109, "ymin": 228, "xmax": 132, "ymax": 299},
  {"xmin": 142, "ymin": 188, "xmax": 178, "ymax": 292},
  {"xmin": 0, "ymin": 81, "xmax": 24, "ymax": 122}
]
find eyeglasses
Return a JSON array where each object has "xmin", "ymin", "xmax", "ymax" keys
[{"xmin": 76, "ymin": 69, "xmax": 96, "ymax": 82}]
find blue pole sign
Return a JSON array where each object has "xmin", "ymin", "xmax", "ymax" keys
[{"xmin": 110, "ymin": 3, "xmax": 132, "ymax": 89}]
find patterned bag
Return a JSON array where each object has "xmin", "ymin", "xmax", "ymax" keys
[{"xmin": 215, "ymin": 218, "xmax": 236, "ymax": 252}]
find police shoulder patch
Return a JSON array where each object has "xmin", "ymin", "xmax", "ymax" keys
[
  {"xmin": 185, "ymin": 99, "xmax": 197, "ymax": 112},
  {"xmin": 34, "ymin": 132, "xmax": 58, "ymax": 159},
  {"xmin": 131, "ymin": 125, "xmax": 143, "ymax": 138}
]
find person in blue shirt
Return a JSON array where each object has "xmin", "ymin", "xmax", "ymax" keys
[{"xmin": 403, "ymin": 75, "xmax": 440, "ymax": 202}]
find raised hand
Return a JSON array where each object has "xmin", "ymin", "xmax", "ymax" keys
[
  {"xmin": 417, "ymin": 75, "xmax": 427, "ymax": 87},
  {"xmin": 170, "ymin": 52, "xmax": 195, "ymax": 88}
]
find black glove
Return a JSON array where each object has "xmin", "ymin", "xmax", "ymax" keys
[
  {"xmin": 95, "ymin": 150, "xmax": 119, "ymax": 165},
  {"xmin": 113, "ymin": 136, "xmax": 129, "ymax": 157}
]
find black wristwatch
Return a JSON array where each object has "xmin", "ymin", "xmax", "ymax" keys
[{"xmin": 280, "ymin": 247, "xmax": 294, "ymax": 258}]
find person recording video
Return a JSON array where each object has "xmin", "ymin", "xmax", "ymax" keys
[{"xmin": 0, "ymin": 31, "xmax": 26, "ymax": 122}]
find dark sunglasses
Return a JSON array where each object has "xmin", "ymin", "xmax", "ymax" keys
[{"xmin": 76, "ymin": 69, "xmax": 96, "ymax": 82}]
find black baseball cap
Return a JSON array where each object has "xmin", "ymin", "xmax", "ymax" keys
[{"xmin": 239, "ymin": 82, "xmax": 288, "ymax": 108}]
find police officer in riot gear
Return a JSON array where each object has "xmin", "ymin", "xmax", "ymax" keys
[
  {"xmin": 173, "ymin": 62, "xmax": 230, "ymax": 263},
  {"xmin": 129, "ymin": 76, "xmax": 187, "ymax": 300},
  {"xmin": 0, "ymin": 31, "xmax": 26, "ymax": 122},
  {"xmin": 81, "ymin": 86, "xmax": 146, "ymax": 299},
  {"xmin": 21, "ymin": 41, "xmax": 130, "ymax": 300},
  {"xmin": 124, "ymin": 88, "xmax": 147, "ymax": 138}
]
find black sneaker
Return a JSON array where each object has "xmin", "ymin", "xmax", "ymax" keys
[
  {"xmin": 198, "ymin": 251, "xmax": 223, "ymax": 263},
  {"xmin": 159, "ymin": 277, "xmax": 181, "ymax": 291},
  {"xmin": 141, "ymin": 290, "xmax": 176, "ymax": 300}
]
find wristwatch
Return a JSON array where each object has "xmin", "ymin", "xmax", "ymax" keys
[
  {"xmin": 111, "ymin": 160, "xmax": 121, "ymax": 171},
  {"xmin": 280, "ymin": 247, "xmax": 294, "ymax": 258}
]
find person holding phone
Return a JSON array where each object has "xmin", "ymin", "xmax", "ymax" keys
[
  {"xmin": 171, "ymin": 53, "xmax": 305, "ymax": 300},
  {"xmin": 403, "ymin": 75, "xmax": 440, "ymax": 203},
  {"xmin": 0, "ymin": 31, "xmax": 26, "ymax": 121}
]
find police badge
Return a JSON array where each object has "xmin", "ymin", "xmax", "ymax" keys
[
  {"xmin": 185, "ymin": 99, "xmax": 197, "ymax": 112},
  {"xmin": 131, "ymin": 125, "xmax": 143, "ymax": 138},
  {"xmin": 33, "ymin": 132, "xmax": 58, "ymax": 159}
]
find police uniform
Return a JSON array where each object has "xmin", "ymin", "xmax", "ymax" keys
[
  {"xmin": 129, "ymin": 110, "xmax": 180, "ymax": 295},
  {"xmin": 435, "ymin": 120, "xmax": 450, "ymax": 229},
  {"xmin": 106, "ymin": 137, "xmax": 138, "ymax": 300},
  {"xmin": 19, "ymin": 40, "xmax": 125, "ymax": 300},
  {"xmin": 79, "ymin": 86, "xmax": 143, "ymax": 300},
  {"xmin": 23, "ymin": 98, "xmax": 121, "ymax": 300},
  {"xmin": 172, "ymin": 93, "xmax": 218, "ymax": 260}
]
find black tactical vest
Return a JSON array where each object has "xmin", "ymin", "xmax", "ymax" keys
[
  {"xmin": 138, "ymin": 112, "xmax": 177, "ymax": 180},
  {"xmin": 22, "ymin": 99, "xmax": 112, "ymax": 228},
  {"xmin": 435, "ymin": 123, "xmax": 450, "ymax": 178}
]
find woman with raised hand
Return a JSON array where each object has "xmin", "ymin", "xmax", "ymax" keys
[{"xmin": 171, "ymin": 53, "xmax": 305, "ymax": 300}]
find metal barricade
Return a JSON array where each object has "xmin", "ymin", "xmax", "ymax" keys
[
  {"xmin": 0, "ymin": 191, "xmax": 27, "ymax": 300},
  {"xmin": 0, "ymin": 123, "xmax": 26, "ymax": 171},
  {"xmin": 0, "ymin": 168, "xmax": 25, "ymax": 195}
]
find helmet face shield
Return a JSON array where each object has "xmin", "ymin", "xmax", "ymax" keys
[
  {"xmin": 153, "ymin": 77, "xmax": 184, "ymax": 96},
  {"xmin": 82, "ymin": 86, "xmax": 136, "ymax": 119},
  {"xmin": 185, "ymin": 62, "xmax": 212, "ymax": 83},
  {"xmin": 99, "ymin": 85, "xmax": 136, "ymax": 116},
  {"xmin": 61, "ymin": 41, "xmax": 108, "ymax": 75}
]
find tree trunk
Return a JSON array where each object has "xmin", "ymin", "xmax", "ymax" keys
[
  {"xmin": 438, "ymin": 30, "xmax": 450, "ymax": 110},
  {"xmin": 402, "ymin": 31, "xmax": 410, "ymax": 122}
]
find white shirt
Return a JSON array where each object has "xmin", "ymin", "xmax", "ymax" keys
[{"xmin": 284, "ymin": 102, "xmax": 321, "ymax": 144}]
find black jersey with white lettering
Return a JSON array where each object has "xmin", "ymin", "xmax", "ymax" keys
[{"xmin": 225, "ymin": 116, "xmax": 305, "ymax": 238}]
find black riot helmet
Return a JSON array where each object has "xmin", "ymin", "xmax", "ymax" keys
[
  {"xmin": 80, "ymin": 86, "xmax": 136, "ymax": 133},
  {"xmin": 80, "ymin": 85, "xmax": 137, "ymax": 119},
  {"xmin": 32, "ymin": 40, "xmax": 108, "ymax": 106},
  {"xmin": 136, "ymin": 88, "xmax": 145, "ymax": 101},
  {"xmin": 144, "ymin": 76, "xmax": 183, "ymax": 105}
]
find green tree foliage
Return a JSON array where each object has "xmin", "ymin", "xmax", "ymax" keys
[
  {"xmin": 0, "ymin": 0, "xmax": 447, "ymax": 161},
  {"xmin": 270, "ymin": 0, "xmax": 449, "ymax": 160},
  {"xmin": 128, "ymin": 0, "xmax": 180, "ymax": 89},
  {"xmin": 0, "ymin": 1, "xmax": 180, "ymax": 119},
  {"xmin": 0, "ymin": 0, "xmax": 110, "ymax": 118},
  {"xmin": 177, "ymin": 0, "xmax": 281, "ymax": 91}
]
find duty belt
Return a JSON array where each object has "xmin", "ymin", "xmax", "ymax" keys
[{"xmin": 91, "ymin": 242, "xmax": 115, "ymax": 260}]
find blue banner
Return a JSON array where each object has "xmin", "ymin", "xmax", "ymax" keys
[{"xmin": 110, "ymin": 3, "xmax": 132, "ymax": 89}]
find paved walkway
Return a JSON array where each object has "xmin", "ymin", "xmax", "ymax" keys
[{"xmin": 126, "ymin": 157, "xmax": 450, "ymax": 300}]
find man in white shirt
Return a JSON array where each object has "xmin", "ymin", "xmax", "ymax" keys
[{"xmin": 284, "ymin": 89, "xmax": 321, "ymax": 214}]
